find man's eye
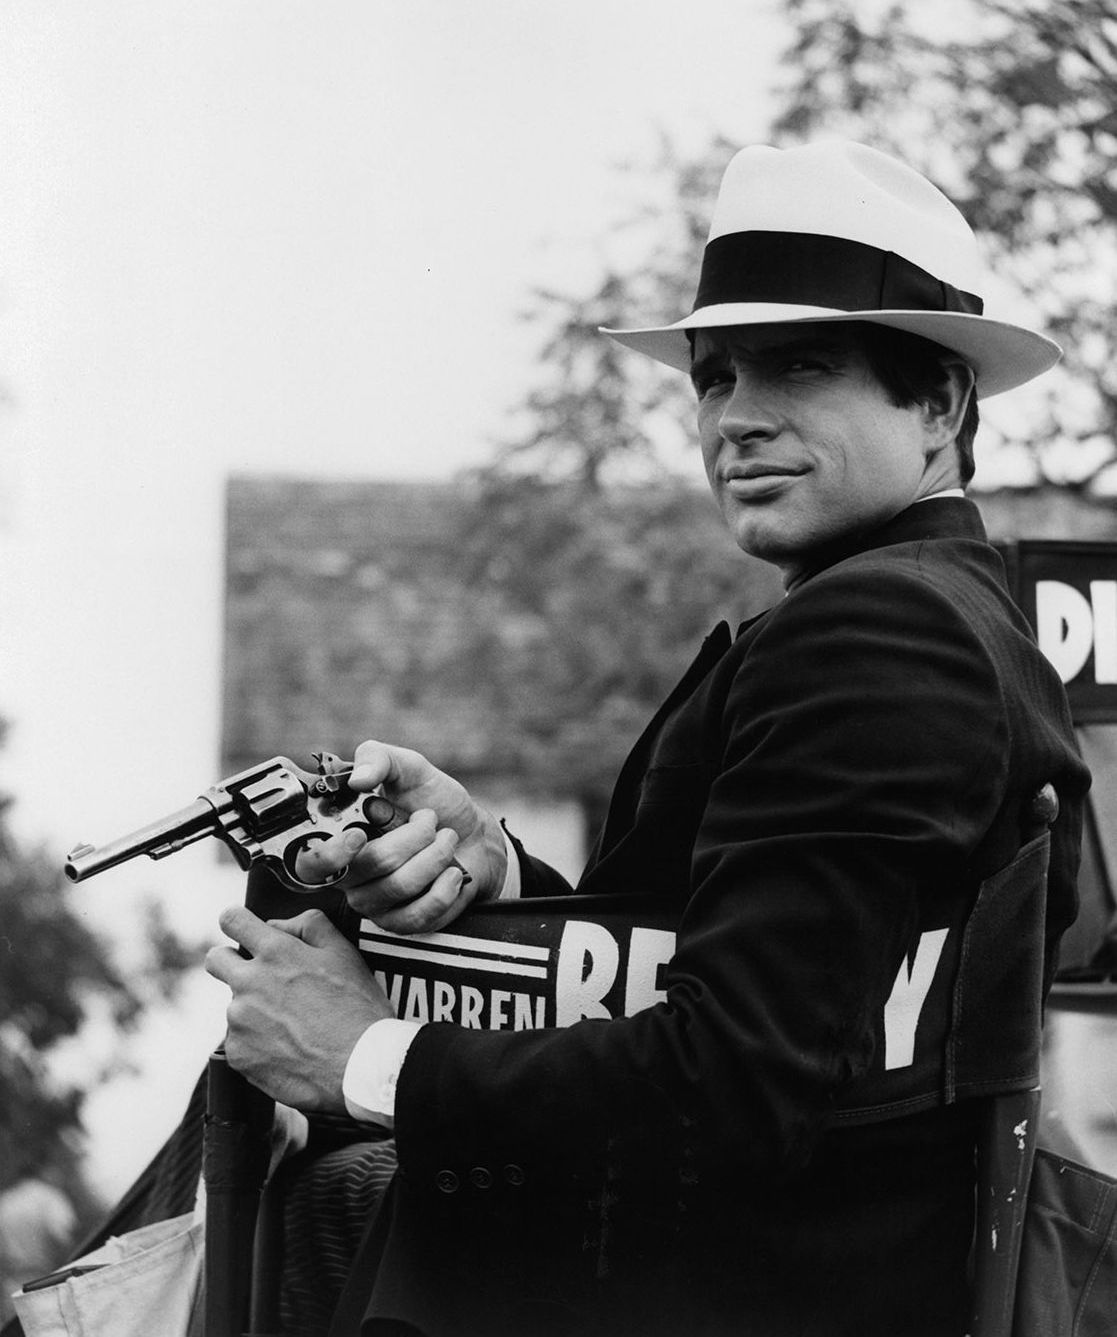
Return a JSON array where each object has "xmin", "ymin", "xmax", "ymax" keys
[
  {"xmin": 783, "ymin": 358, "xmax": 832, "ymax": 374},
  {"xmin": 694, "ymin": 370, "xmax": 733, "ymax": 397}
]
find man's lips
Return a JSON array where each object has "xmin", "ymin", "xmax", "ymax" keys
[
  {"xmin": 722, "ymin": 463, "xmax": 808, "ymax": 496},
  {"xmin": 723, "ymin": 462, "xmax": 807, "ymax": 481}
]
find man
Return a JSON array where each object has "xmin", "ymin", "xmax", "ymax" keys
[{"xmin": 207, "ymin": 141, "xmax": 1090, "ymax": 1336}]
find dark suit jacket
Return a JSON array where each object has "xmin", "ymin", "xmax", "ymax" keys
[{"xmin": 341, "ymin": 498, "xmax": 1089, "ymax": 1337}]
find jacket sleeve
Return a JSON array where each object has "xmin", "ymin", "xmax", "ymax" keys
[
  {"xmin": 502, "ymin": 822, "xmax": 576, "ymax": 899},
  {"xmin": 394, "ymin": 565, "xmax": 1010, "ymax": 1184}
]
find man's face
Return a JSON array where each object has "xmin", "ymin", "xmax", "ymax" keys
[{"xmin": 692, "ymin": 324, "xmax": 957, "ymax": 584}]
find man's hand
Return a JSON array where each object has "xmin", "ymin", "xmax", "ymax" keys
[
  {"xmin": 295, "ymin": 739, "xmax": 509, "ymax": 933},
  {"xmin": 205, "ymin": 905, "xmax": 393, "ymax": 1112}
]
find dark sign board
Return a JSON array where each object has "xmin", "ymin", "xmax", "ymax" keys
[
  {"xmin": 357, "ymin": 897, "xmax": 677, "ymax": 1031},
  {"xmin": 1003, "ymin": 540, "xmax": 1117, "ymax": 724}
]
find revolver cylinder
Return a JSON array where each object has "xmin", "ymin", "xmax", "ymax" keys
[{"xmin": 63, "ymin": 752, "xmax": 468, "ymax": 895}]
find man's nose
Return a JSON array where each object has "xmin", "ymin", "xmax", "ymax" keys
[{"xmin": 718, "ymin": 373, "xmax": 778, "ymax": 446}]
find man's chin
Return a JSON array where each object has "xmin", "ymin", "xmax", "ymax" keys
[{"xmin": 727, "ymin": 517, "xmax": 798, "ymax": 571}]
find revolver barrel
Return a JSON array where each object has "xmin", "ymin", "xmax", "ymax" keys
[{"xmin": 64, "ymin": 798, "xmax": 217, "ymax": 883}]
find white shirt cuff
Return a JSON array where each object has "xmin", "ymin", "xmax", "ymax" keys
[
  {"xmin": 342, "ymin": 823, "xmax": 523, "ymax": 1125},
  {"xmin": 342, "ymin": 1017, "xmax": 422, "ymax": 1126},
  {"xmin": 497, "ymin": 824, "xmax": 522, "ymax": 900}
]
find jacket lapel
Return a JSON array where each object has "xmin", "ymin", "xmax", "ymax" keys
[
  {"xmin": 587, "ymin": 621, "xmax": 734, "ymax": 872},
  {"xmin": 579, "ymin": 499, "xmax": 988, "ymax": 889}
]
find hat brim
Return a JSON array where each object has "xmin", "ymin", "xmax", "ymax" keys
[{"xmin": 600, "ymin": 304, "xmax": 1062, "ymax": 400}]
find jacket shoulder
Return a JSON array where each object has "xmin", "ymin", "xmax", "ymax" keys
[{"xmin": 746, "ymin": 537, "xmax": 1009, "ymax": 662}]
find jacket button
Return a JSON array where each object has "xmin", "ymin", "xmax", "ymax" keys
[
  {"xmin": 469, "ymin": 1166, "xmax": 493, "ymax": 1190},
  {"xmin": 1030, "ymin": 783, "xmax": 1059, "ymax": 828},
  {"xmin": 503, "ymin": 1164, "xmax": 525, "ymax": 1187},
  {"xmin": 435, "ymin": 1170, "xmax": 460, "ymax": 1194}
]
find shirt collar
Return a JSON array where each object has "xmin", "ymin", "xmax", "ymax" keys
[{"xmin": 915, "ymin": 488, "xmax": 965, "ymax": 503}]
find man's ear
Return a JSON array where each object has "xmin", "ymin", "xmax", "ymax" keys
[{"xmin": 922, "ymin": 358, "xmax": 976, "ymax": 453}]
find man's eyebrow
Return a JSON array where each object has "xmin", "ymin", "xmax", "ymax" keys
[
  {"xmin": 690, "ymin": 332, "xmax": 851, "ymax": 382},
  {"xmin": 764, "ymin": 333, "xmax": 849, "ymax": 357}
]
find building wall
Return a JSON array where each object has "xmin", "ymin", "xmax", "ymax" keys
[
  {"xmin": 975, "ymin": 487, "xmax": 1117, "ymax": 543},
  {"xmin": 222, "ymin": 478, "xmax": 1117, "ymax": 885}
]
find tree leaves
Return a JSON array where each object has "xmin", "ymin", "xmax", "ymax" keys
[
  {"xmin": 455, "ymin": 475, "xmax": 781, "ymax": 826},
  {"xmin": 772, "ymin": 0, "xmax": 1117, "ymax": 483},
  {"xmin": 0, "ymin": 752, "xmax": 202, "ymax": 1215}
]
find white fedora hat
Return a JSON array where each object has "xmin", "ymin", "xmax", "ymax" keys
[{"xmin": 601, "ymin": 140, "xmax": 1060, "ymax": 399}]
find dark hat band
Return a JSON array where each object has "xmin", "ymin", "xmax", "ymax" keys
[{"xmin": 693, "ymin": 231, "xmax": 984, "ymax": 317}]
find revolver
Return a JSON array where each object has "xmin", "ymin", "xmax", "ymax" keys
[{"xmin": 64, "ymin": 750, "xmax": 465, "ymax": 893}]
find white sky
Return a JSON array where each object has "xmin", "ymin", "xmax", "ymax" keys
[
  {"xmin": 0, "ymin": 0, "xmax": 789, "ymax": 1200},
  {"xmin": 0, "ymin": 0, "xmax": 787, "ymax": 846}
]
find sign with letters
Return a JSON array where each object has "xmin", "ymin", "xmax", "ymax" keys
[
  {"xmin": 353, "ymin": 895, "xmax": 678, "ymax": 1030},
  {"xmin": 283, "ymin": 538, "xmax": 1117, "ymax": 1051},
  {"xmin": 352, "ymin": 896, "xmax": 950, "ymax": 1084},
  {"xmin": 1003, "ymin": 540, "xmax": 1117, "ymax": 723}
]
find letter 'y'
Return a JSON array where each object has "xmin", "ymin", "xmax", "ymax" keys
[{"xmin": 883, "ymin": 929, "xmax": 949, "ymax": 1070}]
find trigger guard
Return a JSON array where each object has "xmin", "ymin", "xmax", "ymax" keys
[
  {"xmin": 277, "ymin": 833, "xmax": 351, "ymax": 893},
  {"xmin": 280, "ymin": 863, "xmax": 350, "ymax": 893}
]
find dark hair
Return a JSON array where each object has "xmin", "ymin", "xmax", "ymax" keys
[{"xmin": 852, "ymin": 323, "xmax": 979, "ymax": 486}]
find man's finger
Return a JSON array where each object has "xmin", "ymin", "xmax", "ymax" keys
[
  {"xmin": 360, "ymin": 863, "xmax": 476, "ymax": 935},
  {"xmin": 205, "ymin": 943, "xmax": 251, "ymax": 987},
  {"xmin": 266, "ymin": 908, "xmax": 346, "ymax": 949},
  {"xmin": 294, "ymin": 808, "xmax": 440, "ymax": 888},
  {"xmin": 341, "ymin": 809, "xmax": 442, "ymax": 881},
  {"xmin": 218, "ymin": 904, "xmax": 282, "ymax": 955},
  {"xmin": 294, "ymin": 827, "xmax": 370, "ymax": 884},
  {"xmin": 350, "ymin": 740, "xmax": 432, "ymax": 794},
  {"xmin": 344, "ymin": 823, "xmax": 462, "ymax": 913}
]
